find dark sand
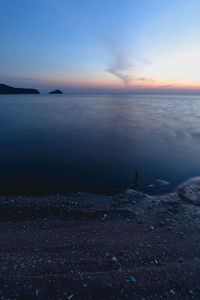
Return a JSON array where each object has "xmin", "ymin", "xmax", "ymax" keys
[{"xmin": 0, "ymin": 186, "xmax": 200, "ymax": 299}]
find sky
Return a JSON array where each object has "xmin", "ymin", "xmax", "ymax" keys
[{"xmin": 1, "ymin": 0, "xmax": 200, "ymax": 92}]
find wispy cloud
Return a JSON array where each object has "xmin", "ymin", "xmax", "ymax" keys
[
  {"xmin": 106, "ymin": 51, "xmax": 133, "ymax": 85},
  {"xmin": 107, "ymin": 54, "xmax": 131, "ymax": 85},
  {"xmin": 49, "ymin": 0, "xmax": 153, "ymax": 87},
  {"xmin": 106, "ymin": 50, "xmax": 153, "ymax": 85},
  {"xmin": 136, "ymin": 77, "xmax": 154, "ymax": 83}
]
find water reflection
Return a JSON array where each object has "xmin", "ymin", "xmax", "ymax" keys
[{"xmin": 0, "ymin": 93, "xmax": 200, "ymax": 195}]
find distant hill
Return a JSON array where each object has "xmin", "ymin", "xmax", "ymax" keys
[
  {"xmin": 0, "ymin": 84, "xmax": 40, "ymax": 94},
  {"xmin": 49, "ymin": 89, "xmax": 63, "ymax": 94}
]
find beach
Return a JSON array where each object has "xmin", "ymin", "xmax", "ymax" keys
[
  {"xmin": 0, "ymin": 184, "xmax": 200, "ymax": 299},
  {"xmin": 2, "ymin": 0, "xmax": 200, "ymax": 298}
]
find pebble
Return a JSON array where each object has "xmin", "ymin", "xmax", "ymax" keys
[
  {"xmin": 137, "ymin": 219, "xmax": 144, "ymax": 224},
  {"xmin": 159, "ymin": 221, "xmax": 165, "ymax": 227},
  {"xmin": 126, "ymin": 189, "xmax": 137, "ymax": 195},
  {"xmin": 179, "ymin": 232, "xmax": 184, "ymax": 238},
  {"xmin": 178, "ymin": 257, "xmax": 184, "ymax": 263},
  {"xmin": 154, "ymin": 259, "xmax": 159, "ymax": 265},
  {"xmin": 128, "ymin": 276, "xmax": 136, "ymax": 283},
  {"xmin": 156, "ymin": 179, "xmax": 170, "ymax": 186},
  {"xmin": 102, "ymin": 214, "xmax": 107, "ymax": 220},
  {"xmin": 169, "ymin": 289, "xmax": 176, "ymax": 296},
  {"xmin": 111, "ymin": 257, "xmax": 117, "ymax": 262},
  {"xmin": 113, "ymin": 262, "xmax": 121, "ymax": 270},
  {"xmin": 189, "ymin": 289, "xmax": 194, "ymax": 295}
]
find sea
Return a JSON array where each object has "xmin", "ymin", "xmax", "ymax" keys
[{"xmin": 0, "ymin": 93, "xmax": 200, "ymax": 195}]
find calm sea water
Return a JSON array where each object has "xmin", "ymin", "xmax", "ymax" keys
[{"xmin": 0, "ymin": 93, "xmax": 200, "ymax": 195}]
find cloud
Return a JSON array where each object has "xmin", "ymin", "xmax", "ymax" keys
[
  {"xmin": 160, "ymin": 84, "xmax": 174, "ymax": 88},
  {"xmin": 106, "ymin": 51, "xmax": 154, "ymax": 85},
  {"xmin": 136, "ymin": 77, "xmax": 154, "ymax": 83},
  {"xmin": 106, "ymin": 52, "xmax": 132, "ymax": 85}
]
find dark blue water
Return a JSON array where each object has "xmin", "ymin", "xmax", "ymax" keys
[{"xmin": 0, "ymin": 93, "xmax": 200, "ymax": 195}]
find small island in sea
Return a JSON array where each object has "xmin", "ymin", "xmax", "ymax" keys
[
  {"xmin": 0, "ymin": 83, "xmax": 40, "ymax": 94},
  {"xmin": 49, "ymin": 89, "xmax": 63, "ymax": 94}
]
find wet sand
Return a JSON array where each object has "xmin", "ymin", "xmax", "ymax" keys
[{"xmin": 0, "ymin": 186, "xmax": 200, "ymax": 299}]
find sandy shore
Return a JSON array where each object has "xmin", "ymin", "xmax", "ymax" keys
[{"xmin": 0, "ymin": 184, "xmax": 200, "ymax": 299}]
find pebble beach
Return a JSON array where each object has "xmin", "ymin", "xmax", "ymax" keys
[{"xmin": 0, "ymin": 181, "xmax": 200, "ymax": 299}]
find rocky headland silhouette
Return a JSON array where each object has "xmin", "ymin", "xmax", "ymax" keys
[{"xmin": 0, "ymin": 84, "xmax": 40, "ymax": 94}]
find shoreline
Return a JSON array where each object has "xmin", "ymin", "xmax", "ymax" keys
[{"xmin": 0, "ymin": 184, "xmax": 200, "ymax": 299}]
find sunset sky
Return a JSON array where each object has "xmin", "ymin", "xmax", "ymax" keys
[{"xmin": 1, "ymin": 0, "xmax": 200, "ymax": 92}]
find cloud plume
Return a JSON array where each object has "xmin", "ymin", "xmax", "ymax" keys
[
  {"xmin": 106, "ymin": 50, "xmax": 153, "ymax": 85},
  {"xmin": 106, "ymin": 53, "xmax": 132, "ymax": 85}
]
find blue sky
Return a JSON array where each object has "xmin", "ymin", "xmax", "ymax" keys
[{"xmin": 1, "ymin": 0, "xmax": 200, "ymax": 92}]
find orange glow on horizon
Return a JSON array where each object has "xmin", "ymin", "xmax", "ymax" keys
[{"xmin": 48, "ymin": 76, "xmax": 200, "ymax": 91}]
